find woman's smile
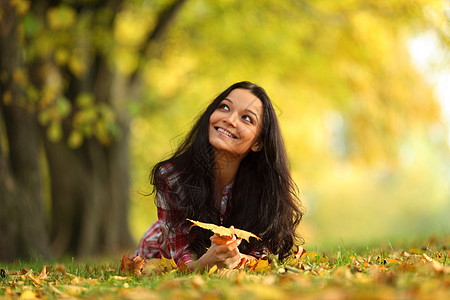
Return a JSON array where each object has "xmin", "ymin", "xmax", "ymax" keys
[{"xmin": 214, "ymin": 126, "xmax": 237, "ymax": 139}]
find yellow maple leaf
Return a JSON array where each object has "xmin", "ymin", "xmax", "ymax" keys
[{"xmin": 187, "ymin": 219, "xmax": 261, "ymax": 242}]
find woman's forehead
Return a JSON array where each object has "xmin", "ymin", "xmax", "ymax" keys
[{"xmin": 226, "ymin": 89, "xmax": 263, "ymax": 110}]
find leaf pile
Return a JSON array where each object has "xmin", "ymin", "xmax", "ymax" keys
[{"xmin": 1, "ymin": 236, "xmax": 449, "ymax": 299}]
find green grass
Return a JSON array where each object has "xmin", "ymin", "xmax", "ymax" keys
[{"xmin": 1, "ymin": 236, "xmax": 449, "ymax": 299}]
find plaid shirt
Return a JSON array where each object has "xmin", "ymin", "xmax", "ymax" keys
[{"xmin": 135, "ymin": 163, "xmax": 267, "ymax": 268}]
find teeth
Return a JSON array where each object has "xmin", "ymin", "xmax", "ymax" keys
[{"xmin": 217, "ymin": 127, "xmax": 235, "ymax": 138}]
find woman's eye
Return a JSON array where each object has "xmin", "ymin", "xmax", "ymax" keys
[
  {"xmin": 242, "ymin": 115, "xmax": 253, "ymax": 123},
  {"xmin": 219, "ymin": 104, "xmax": 229, "ymax": 111}
]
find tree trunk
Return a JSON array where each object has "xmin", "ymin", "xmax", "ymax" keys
[
  {"xmin": 1, "ymin": 0, "xmax": 186, "ymax": 260},
  {"xmin": 43, "ymin": 125, "xmax": 134, "ymax": 257},
  {"xmin": 0, "ymin": 0, "xmax": 49, "ymax": 261}
]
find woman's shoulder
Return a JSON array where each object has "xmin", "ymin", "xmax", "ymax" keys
[
  {"xmin": 158, "ymin": 162, "xmax": 175, "ymax": 176},
  {"xmin": 156, "ymin": 162, "xmax": 181, "ymax": 188}
]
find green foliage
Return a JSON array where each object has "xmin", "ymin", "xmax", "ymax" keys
[{"xmin": 128, "ymin": 0, "xmax": 450, "ymax": 246}]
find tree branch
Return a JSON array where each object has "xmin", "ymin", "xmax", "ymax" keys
[
  {"xmin": 129, "ymin": 0, "xmax": 189, "ymax": 84},
  {"xmin": 149, "ymin": 0, "xmax": 189, "ymax": 42}
]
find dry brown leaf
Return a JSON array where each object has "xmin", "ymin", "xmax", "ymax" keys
[
  {"xmin": 187, "ymin": 219, "xmax": 261, "ymax": 242},
  {"xmin": 38, "ymin": 266, "xmax": 47, "ymax": 280},
  {"xmin": 121, "ymin": 252, "xmax": 145, "ymax": 276},
  {"xmin": 27, "ymin": 274, "xmax": 42, "ymax": 286},
  {"xmin": 142, "ymin": 257, "xmax": 177, "ymax": 275}
]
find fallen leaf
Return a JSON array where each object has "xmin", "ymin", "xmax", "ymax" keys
[
  {"xmin": 142, "ymin": 257, "xmax": 177, "ymax": 275},
  {"xmin": 207, "ymin": 265, "xmax": 218, "ymax": 275},
  {"xmin": 55, "ymin": 264, "xmax": 66, "ymax": 274},
  {"xmin": 187, "ymin": 219, "xmax": 261, "ymax": 242},
  {"xmin": 38, "ymin": 266, "xmax": 47, "ymax": 280},
  {"xmin": 119, "ymin": 287, "xmax": 159, "ymax": 299},
  {"xmin": 216, "ymin": 268, "xmax": 239, "ymax": 279},
  {"xmin": 255, "ymin": 259, "xmax": 270, "ymax": 272},
  {"xmin": 20, "ymin": 269, "xmax": 31, "ymax": 275},
  {"xmin": 19, "ymin": 289, "xmax": 37, "ymax": 299},
  {"xmin": 431, "ymin": 260, "xmax": 450, "ymax": 275},
  {"xmin": 235, "ymin": 270, "xmax": 248, "ymax": 284},
  {"xmin": 422, "ymin": 253, "xmax": 433, "ymax": 262},
  {"xmin": 48, "ymin": 284, "xmax": 65, "ymax": 296},
  {"xmin": 121, "ymin": 252, "xmax": 145, "ymax": 276},
  {"xmin": 83, "ymin": 278, "xmax": 101, "ymax": 286},
  {"xmin": 27, "ymin": 274, "xmax": 42, "ymax": 286},
  {"xmin": 285, "ymin": 266, "xmax": 301, "ymax": 273},
  {"xmin": 383, "ymin": 258, "xmax": 402, "ymax": 266},
  {"xmin": 242, "ymin": 283, "xmax": 285, "ymax": 299},
  {"xmin": 109, "ymin": 276, "xmax": 130, "ymax": 281},
  {"xmin": 178, "ymin": 260, "xmax": 188, "ymax": 273},
  {"xmin": 157, "ymin": 278, "xmax": 186, "ymax": 290},
  {"xmin": 66, "ymin": 273, "xmax": 84, "ymax": 285},
  {"xmin": 60, "ymin": 284, "xmax": 88, "ymax": 296},
  {"xmin": 300, "ymin": 252, "xmax": 326, "ymax": 263},
  {"xmin": 191, "ymin": 274, "xmax": 205, "ymax": 288}
]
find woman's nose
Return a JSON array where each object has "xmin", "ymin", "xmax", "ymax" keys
[{"xmin": 224, "ymin": 112, "xmax": 238, "ymax": 127}]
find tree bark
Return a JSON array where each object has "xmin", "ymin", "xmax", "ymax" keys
[
  {"xmin": 0, "ymin": 0, "xmax": 49, "ymax": 261},
  {"xmin": 45, "ymin": 0, "xmax": 186, "ymax": 257},
  {"xmin": 43, "ymin": 125, "xmax": 134, "ymax": 257},
  {"xmin": 1, "ymin": 0, "xmax": 187, "ymax": 260}
]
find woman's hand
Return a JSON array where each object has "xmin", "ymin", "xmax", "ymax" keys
[
  {"xmin": 187, "ymin": 232, "xmax": 242, "ymax": 271},
  {"xmin": 211, "ymin": 233, "xmax": 258, "ymax": 265},
  {"xmin": 210, "ymin": 232, "xmax": 259, "ymax": 266},
  {"xmin": 207, "ymin": 233, "xmax": 242, "ymax": 268}
]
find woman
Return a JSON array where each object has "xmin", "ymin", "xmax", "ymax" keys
[{"xmin": 136, "ymin": 81, "xmax": 303, "ymax": 271}]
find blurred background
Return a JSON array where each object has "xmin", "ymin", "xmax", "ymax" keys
[{"xmin": 0, "ymin": 0, "xmax": 449, "ymax": 261}]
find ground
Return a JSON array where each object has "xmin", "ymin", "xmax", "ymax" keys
[{"xmin": 1, "ymin": 236, "xmax": 449, "ymax": 299}]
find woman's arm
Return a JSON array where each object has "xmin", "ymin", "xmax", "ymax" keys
[{"xmin": 156, "ymin": 164, "xmax": 244, "ymax": 271}]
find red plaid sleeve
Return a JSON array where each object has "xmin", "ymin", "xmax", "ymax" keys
[{"xmin": 157, "ymin": 164, "xmax": 195, "ymax": 268}]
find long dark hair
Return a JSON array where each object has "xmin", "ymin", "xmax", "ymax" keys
[{"xmin": 151, "ymin": 81, "xmax": 303, "ymax": 258}]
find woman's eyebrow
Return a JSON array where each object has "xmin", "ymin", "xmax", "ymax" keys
[
  {"xmin": 224, "ymin": 98, "xmax": 259, "ymax": 122},
  {"xmin": 246, "ymin": 109, "xmax": 259, "ymax": 121}
]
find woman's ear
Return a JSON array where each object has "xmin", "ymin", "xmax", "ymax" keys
[{"xmin": 251, "ymin": 141, "xmax": 263, "ymax": 152}]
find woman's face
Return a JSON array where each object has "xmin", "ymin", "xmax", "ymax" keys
[{"xmin": 209, "ymin": 88, "xmax": 263, "ymax": 159}]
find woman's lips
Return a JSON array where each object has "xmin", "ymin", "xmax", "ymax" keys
[{"xmin": 215, "ymin": 127, "xmax": 237, "ymax": 139}]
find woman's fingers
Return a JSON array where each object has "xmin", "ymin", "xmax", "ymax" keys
[
  {"xmin": 213, "ymin": 238, "xmax": 241, "ymax": 254},
  {"xmin": 211, "ymin": 234, "xmax": 238, "ymax": 245},
  {"xmin": 224, "ymin": 254, "xmax": 242, "ymax": 269},
  {"xmin": 210, "ymin": 239, "xmax": 242, "ymax": 266},
  {"xmin": 205, "ymin": 226, "xmax": 244, "ymax": 268},
  {"xmin": 210, "ymin": 235, "xmax": 228, "ymax": 245},
  {"xmin": 236, "ymin": 257, "xmax": 248, "ymax": 269}
]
